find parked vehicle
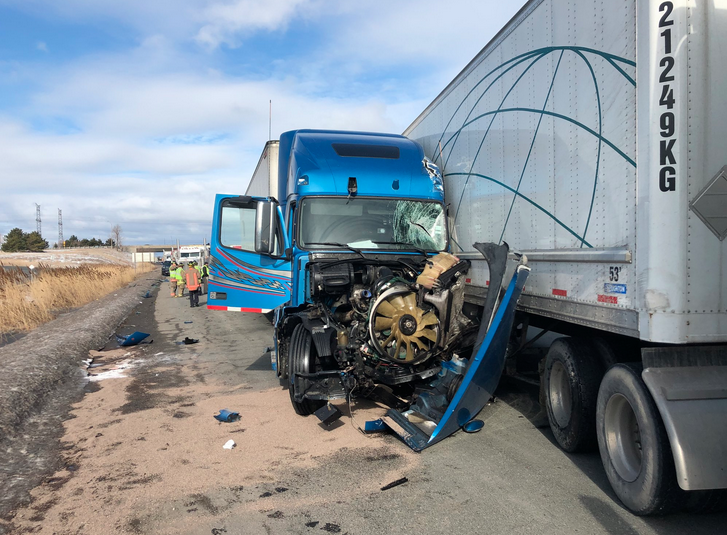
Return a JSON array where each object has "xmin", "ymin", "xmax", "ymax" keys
[
  {"xmin": 403, "ymin": 0, "xmax": 726, "ymax": 516},
  {"xmin": 161, "ymin": 260, "xmax": 172, "ymax": 276}
]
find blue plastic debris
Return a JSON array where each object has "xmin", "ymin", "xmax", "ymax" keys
[
  {"xmin": 364, "ymin": 419, "xmax": 387, "ymax": 433},
  {"xmin": 142, "ymin": 291, "xmax": 152, "ymax": 298},
  {"xmin": 463, "ymin": 419, "xmax": 484, "ymax": 433},
  {"xmin": 115, "ymin": 332, "xmax": 151, "ymax": 346},
  {"xmin": 214, "ymin": 409, "xmax": 240, "ymax": 423}
]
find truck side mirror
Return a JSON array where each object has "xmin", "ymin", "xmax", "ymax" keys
[{"xmin": 255, "ymin": 201, "xmax": 277, "ymax": 255}]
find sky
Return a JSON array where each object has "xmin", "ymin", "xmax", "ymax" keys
[{"xmin": 0, "ymin": 0, "xmax": 523, "ymax": 246}]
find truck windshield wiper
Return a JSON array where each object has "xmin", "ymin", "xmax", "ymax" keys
[
  {"xmin": 371, "ymin": 241, "xmax": 430, "ymax": 258},
  {"xmin": 305, "ymin": 242, "xmax": 365, "ymax": 258}
]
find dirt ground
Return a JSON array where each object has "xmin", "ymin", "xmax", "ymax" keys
[
  {"xmin": 2, "ymin": 283, "xmax": 415, "ymax": 535},
  {"xmin": 2, "ymin": 279, "xmax": 725, "ymax": 535}
]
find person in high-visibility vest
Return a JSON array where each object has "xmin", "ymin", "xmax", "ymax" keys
[
  {"xmin": 174, "ymin": 263, "xmax": 185, "ymax": 297},
  {"xmin": 199, "ymin": 262, "xmax": 210, "ymax": 295},
  {"xmin": 169, "ymin": 262, "xmax": 179, "ymax": 297},
  {"xmin": 185, "ymin": 262, "xmax": 201, "ymax": 307}
]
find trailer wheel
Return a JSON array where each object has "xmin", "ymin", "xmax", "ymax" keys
[
  {"xmin": 544, "ymin": 338, "xmax": 603, "ymax": 452},
  {"xmin": 288, "ymin": 324, "xmax": 325, "ymax": 416},
  {"xmin": 596, "ymin": 364, "xmax": 682, "ymax": 515}
]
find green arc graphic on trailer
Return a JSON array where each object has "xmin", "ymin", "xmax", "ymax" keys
[{"xmin": 431, "ymin": 46, "xmax": 636, "ymax": 249}]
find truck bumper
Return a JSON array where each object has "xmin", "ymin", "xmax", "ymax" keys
[{"xmin": 642, "ymin": 365, "xmax": 727, "ymax": 490}]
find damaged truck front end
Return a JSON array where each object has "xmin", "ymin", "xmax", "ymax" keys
[{"xmin": 208, "ymin": 129, "xmax": 528, "ymax": 448}]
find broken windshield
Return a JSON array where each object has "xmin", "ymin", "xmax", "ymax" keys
[{"xmin": 299, "ymin": 197, "xmax": 447, "ymax": 252}]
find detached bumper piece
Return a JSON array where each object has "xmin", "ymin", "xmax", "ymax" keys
[{"xmin": 376, "ymin": 242, "xmax": 530, "ymax": 451}]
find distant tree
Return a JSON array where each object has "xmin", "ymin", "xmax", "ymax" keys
[
  {"xmin": 80, "ymin": 238, "xmax": 90, "ymax": 247},
  {"xmin": 111, "ymin": 224, "xmax": 122, "ymax": 250},
  {"xmin": 1, "ymin": 228, "xmax": 27, "ymax": 252},
  {"xmin": 66, "ymin": 235, "xmax": 79, "ymax": 248},
  {"xmin": 104, "ymin": 238, "xmax": 115, "ymax": 247},
  {"xmin": 26, "ymin": 231, "xmax": 49, "ymax": 252}
]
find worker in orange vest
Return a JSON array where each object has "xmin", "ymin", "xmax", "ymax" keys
[{"xmin": 185, "ymin": 262, "xmax": 202, "ymax": 308}]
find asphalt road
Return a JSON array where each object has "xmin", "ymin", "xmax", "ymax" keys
[{"xmin": 4, "ymin": 282, "xmax": 726, "ymax": 534}]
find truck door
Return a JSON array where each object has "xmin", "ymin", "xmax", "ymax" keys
[{"xmin": 207, "ymin": 195, "xmax": 292, "ymax": 313}]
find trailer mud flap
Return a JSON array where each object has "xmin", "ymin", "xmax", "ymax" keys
[{"xmin": 378, "ymin": 255, "xmax": 529, "ymax": 451}]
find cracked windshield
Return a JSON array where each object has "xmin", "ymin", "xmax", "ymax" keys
[{"xmin": 299, "ymin": 197, "xmax": 446, "ymax": 251}]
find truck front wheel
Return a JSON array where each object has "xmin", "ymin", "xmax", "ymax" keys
[
  {"xmin": 544, "ymin": 338, "xmax": 603, "ymax": 452},
  {"xmin": 596, "ymin": 364, "xmax": 682, "ymax": 515},
  {"xmin": 288, "ymin": 324, "xmax": 325, "ymax": 416}
]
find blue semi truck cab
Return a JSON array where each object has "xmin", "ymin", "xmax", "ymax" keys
[{"xmin": 207, "ymin": 130, "xmax": 479, "ymax": 415}]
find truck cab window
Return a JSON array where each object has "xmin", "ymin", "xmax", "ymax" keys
[{"xmin": 220, "ymin": 204, "xmax": 256, "ymax": 252}]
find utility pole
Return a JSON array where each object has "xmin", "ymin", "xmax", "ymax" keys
[
  {"xmin": 58, "ymin": 209, "xmax": 64, "ymax": 248},
  {"xmin": 35, "ymin": 203, "xmax": 42, "ymax": 236}
]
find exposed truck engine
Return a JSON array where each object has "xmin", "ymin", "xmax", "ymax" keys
[{"xmin": 280, "ymin": 252, "xmax": 474, "ymax": 414}]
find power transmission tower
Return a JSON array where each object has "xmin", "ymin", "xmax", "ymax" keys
[
  {"xmin": 58, "ymin": 209, "xmax": 64, "ymax": 248},
  {"xmin": 35, "ymin": 203, "xmax": 42, "ymax": 236}
]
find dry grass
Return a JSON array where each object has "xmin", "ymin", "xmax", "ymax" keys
[{"xmin": 0, "ymin": 262, "xmax": 155, "ymax": 335}]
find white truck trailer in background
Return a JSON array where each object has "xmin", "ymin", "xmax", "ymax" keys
[
  {"xmin": 405, "ymin": 0, "xmax": 726, "ymax": 516},
  {"xmin": 245, "ymin": 140, "xmax": 279, "ymax": 197}
]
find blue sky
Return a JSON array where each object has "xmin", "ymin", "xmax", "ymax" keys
[{"xmin": 0, "ymin": 0, "xmax": 523, "ymax": 245}]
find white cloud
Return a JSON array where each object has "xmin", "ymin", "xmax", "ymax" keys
[
  {"xmin": 36, "ymin": 41, "xmax": 48, "ymax": 52},
  {"xmin": 195, "ymin": 0, "xmax": 316, "ymax": 48}
]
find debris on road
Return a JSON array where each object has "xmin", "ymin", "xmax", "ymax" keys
[
  {"xmin": 181, "ymin": 337, "xmax": 198, "ymax": 345},
  {"xmin": 115, "ymin": 332, "xmax": 151, "ymax": 346},
  {"xmin": 314, "ymin": 404, "xmax": 342, "ymax": 426},
  {"xmin": 380, "ymin": 477, "xmax": 408, "ymax": 491},
  {"xmin": 222, "ymin": 439, "xmax": 236, "ymax": 450},
  {"xmin": 214, "ymin": 409, "xmax": 240, "ymax": 423}
]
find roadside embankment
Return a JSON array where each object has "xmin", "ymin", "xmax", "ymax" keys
[
  {"xmin": 0, "ymin": 263, "xmax": 154, "ymax": 335},
  {"xmin": 0, "ymin": 273, "xmax": 160, "ymax": 440}
]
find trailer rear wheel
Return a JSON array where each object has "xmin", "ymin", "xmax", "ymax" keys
[
  {"xmin": 288, "ymin": 324, "xmax": 325, "ymax": 416},
  {"xmin": 544, "ymin": 338, "xmax": 603, "ymax": 452},
  {"xmin": 596, "ymin": 364, "xmax": 682, "ymax": 515}
]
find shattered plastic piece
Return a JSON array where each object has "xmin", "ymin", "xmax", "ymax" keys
[
  {"xmin": 115, "ymin": 332, "xmax": 150, "ymax": 346},
  {"xmin": 184, "ymin": 321, "xmax": 193, "ymax": 324},
  {"xmin": 463, "ymin": 419, "xmax": 484, "ymax": 433},
  {"xmin": 314, "ymin": 404, "xmax": 342, "ymax": 426},
  {"xmin": 223, "ymin": 439, "xmax": 236, "ymax": 450},
  {"xmin": 142, "ymin": 291, "xmax": 152, "ymax": 298},
  {"xmin": 183, "ymin": 337, "xmax": 199, "ymax": 345},
  {"xmin": 364, "ymin": 419, "xmax": 387, "ymax": 433},
  {"xmin": 380, "ymin": 477, "xmax": 408, "ymax": 491},
  {"xmin": 214, "ymin": 409, "xmax": 240, "ymax": 423}
]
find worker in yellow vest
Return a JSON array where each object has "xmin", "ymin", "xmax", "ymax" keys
[
  {"xmin": 200, "ymin": 263, "xmax": 210, "ymax": 295},
  {"xmin": 169, "ymin": 262, "xmax": 179, "ymax": 297},
  {"xmin": 185, "ymin": 262, "xmax": 201, "ymax": 307},
  {"xmin": 174, "ymin": 263, "xmax": 185, "ymax": 297}
]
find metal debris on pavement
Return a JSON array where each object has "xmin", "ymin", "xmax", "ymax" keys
[{"xmin": 380, "ymin": 477, "xmax": 408, "ymax": 491}]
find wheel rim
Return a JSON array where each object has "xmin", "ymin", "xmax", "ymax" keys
[
  {"xmin": 604, "ymin": 393, "xmax": 642, "ymax": 482},
  {"xmin": 549, "ymin": 361, "xmax": 572, "ymax": 428}
]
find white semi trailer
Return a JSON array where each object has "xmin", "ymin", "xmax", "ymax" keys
[
  {"xmin": 245, "ymin": 140, "xmax": 279, "ymax": 197},
  {"xmin": 405, "ymin": 0, "xmax": 726, "ymax": 516}
]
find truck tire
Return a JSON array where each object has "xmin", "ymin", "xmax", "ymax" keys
[
  {"xmin": 544, "ymin": 338, "xmax": 603, "ymax": 452},
  {"xmin": 596, "ymin": 364, "xmax": 682, "ymax": 515},
  {"xmin": 288, "ymin": 324, "xmax": 325, "ymax": 416}
]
